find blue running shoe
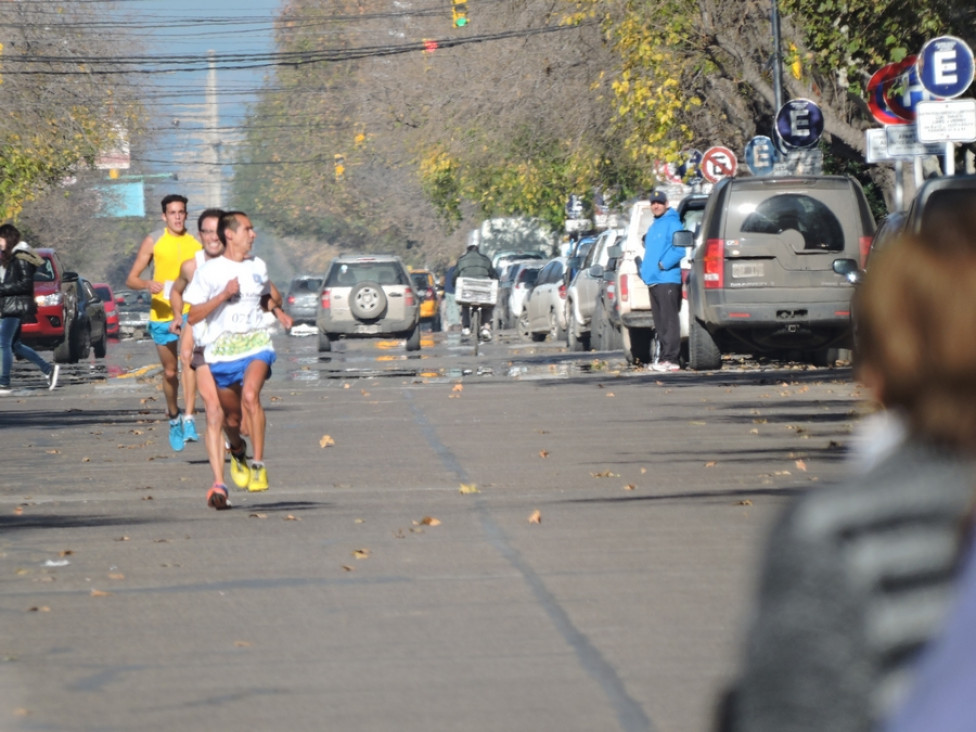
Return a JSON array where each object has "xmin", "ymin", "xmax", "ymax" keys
[
  {"xmin": 182, "ymin": 414, "xmax": 199, "ymax": 443},
  {"xmin": 169, "ymin": 415, "xmax": 185, "ymax": 452}
]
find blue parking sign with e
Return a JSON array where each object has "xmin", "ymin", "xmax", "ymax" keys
[
  {"xmin": 918, "ymin": 36, "xmax": 975, "ymax": 99},
  {"xmin": 776, "ymin": 99, "xmax": 824, "ymax": 149},
  {"xmin": 744, "ymin": 136, "xmax": 777, "ymax": 176}
]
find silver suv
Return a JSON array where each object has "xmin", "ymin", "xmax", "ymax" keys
[
  {"xmin": 316, "ymin": 254, "xmax": 421, "ymax": 352},
  {"xmin": 684, "ymin": 175, "xmax": 875, "ymax": 370}
]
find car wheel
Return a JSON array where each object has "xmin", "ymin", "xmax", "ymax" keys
[
  {"xmin": 591, "ymin": 302, "xmax": 606, "ymax": 351},
  {"xmin": 625, "ymin": 327, "xmax": 652, "ymax": 365},
  {"xmin": 548, "ymin": 310, "xmax": 566, "ymax": 342},
  {"xmin": 348, "ymin": 281, "xmax": 387, "ymax": 320},
  {"xmin": 689, "ymin": 318, "xmax": 721, "ymax": 370},
  {"xmin": 69, "ymin": 321, "xmax": 90, "ymax": 363},
  {"xmin": 566, "ymin": 312, "xmax": 585, "ymax": 352},
  {"xmin": 53, "ymin": 323, "xmax": 72, "ymax": 364},
  {"xmin": 318, "ymin": 330, "xmax": 332, "ymax": 352},
  {"xmin": 405, "ymin": 324, "xmax": 421, "ymax": 351},
  {"xmin": 93, "ymin": 326, "xmax": 108, "ymax": 358},
  {"xmin": 517, "ymin": 310, "xmax": 531, "ymax": 339}
]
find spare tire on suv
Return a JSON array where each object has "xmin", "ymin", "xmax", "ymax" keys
[{"xmin": 685, "ymin": 175, "xmax": 875, "ymax": 370}]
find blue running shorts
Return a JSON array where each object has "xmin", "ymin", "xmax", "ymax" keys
[
  {"xmin": 208, "ymin": 349, "xmax": 276, "ymax": 389},
  {"xmin": 148, "ymin": 315, "xmax": 186, "ymax": 346}
]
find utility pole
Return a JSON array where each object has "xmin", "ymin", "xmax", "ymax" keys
[
  {"xmin": 770, "ymin": 0, "xmax": 785, "ymax": 154},
  {"xmin": 205, "ymin": 50, "xmax": 223, "ymax": 209}
]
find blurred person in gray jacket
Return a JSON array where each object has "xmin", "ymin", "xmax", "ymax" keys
[{"xmin": 717, "ymin": 205, "xmax": 976, "ymax": 732}]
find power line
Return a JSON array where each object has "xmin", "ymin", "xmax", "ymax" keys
[{"xmin": 2, "ymin": 22, "xmax": 593, "ymax": 75}]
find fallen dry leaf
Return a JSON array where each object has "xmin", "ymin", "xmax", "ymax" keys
[
  {"xmin": 539, "ymin": 450, "xmax": 550, "ymax": 459},
  {"xmin": 249, "ymin": 512, "xmax": 268, "ymax": 519},
  {"xmin": 459, "ymin": 483, "xmax": 479, "ymax": 494},
  {"xmin": 45, "ymin": 449, "xmax": 60, "ymax": 455},
  {"xmin": 795, "ymin": 459, "xmax": 807, "ymax": 472},
  {"xmin": 108, "ymin": 573, "xmax": 125, "ymax": 580},
  {"xmin": 704, "ymin": 461, "xmax": 717, "ymax": 468},
  {"xmin": 342, "ymin": 565, "xmax": 355, "ymax": 572},
  {"xmin": 590, "ymin": 470, "xmax": 619, "ymax": 478},
  {"xmin": 319, "ymin": 435, "xmax": 335, "ymax": 448},
  {"xmin": 739, "ymin": 499, "xmax": 753, "ymax": 506},
  {"xmin": 528, "ymin": 510, "xmax": 542, "ymax": 524},
  {"xmin": 90, "ymin": 589, "xmax": 112, "ymax": 598},
  {"xmin": 28, "ymin": 606, "xmax": 51, "ymax": 613},
  {"xmin": 13, "ymin": 506, "xmax": 23, "ymax": 516},
  {"xmin": 640, "ymin": 467, "xmax": 647, "ymax": 474},
  {"xmin": 360, "ymin": 389, "xmax": 370, "ymax": 397},
  {"xmin": 605, "ymin": 392, "xmax": 615, "ymax": 398},
  {"xmin": 419, "ymin": 516, "xmax": 441, "ymax": 526},
  {"xmin": 624, "ymin": 484, "xmax": 636, "ymax": 491},
  {"xmin": 452, "ymin": 383, "xmax": 463, "ymax": 392},
  {"xmin": 284, "ymin": 515, "xmax": 301, "ymax": 521},
  {"xmin": 234, "ymin": 640, "xmax": 252, "ymax": 647},
  {"xmin": 352, "ymin": 548, "xmax": 371, "ymax": 559}
]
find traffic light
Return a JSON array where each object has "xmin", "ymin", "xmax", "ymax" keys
[{"xmin": 451, "ymin": 0, "xmax": 468, "ymax": 28}]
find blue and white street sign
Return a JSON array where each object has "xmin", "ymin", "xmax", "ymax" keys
[
  {"xmin": 743, "ymin": 136, "xmax": 778, "ymax": 176},
  {"xmin": 776, "ymin": 99, "xmax": 824, "ymax": 149},
  {"xmin": 918, "ymin": 36, "xmax": 974, "ymax": 99}
]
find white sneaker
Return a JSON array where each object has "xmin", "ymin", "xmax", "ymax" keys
[
  {"xmin": 651, "ymin": 361, "xmax": 680, "ymax": 373},
  {"xmin": 47, "ymin": 364, "xmax": 60, "ymax": 390},
  {"xmin": 480, "ymin": 327, "xmax": 492, "ymax": 342},
  {"xmin": 462, "ymin": 328, "xmax": 471, "ymax": 336}
]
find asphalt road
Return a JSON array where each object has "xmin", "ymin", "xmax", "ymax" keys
[{"xmin": 0, "ymin": 329, "xmax": 870, "ymax": 732}]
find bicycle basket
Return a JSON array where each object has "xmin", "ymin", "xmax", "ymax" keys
[{"xmin": 455, "ymin": 277, "xmax": 498, "ymax": 306}]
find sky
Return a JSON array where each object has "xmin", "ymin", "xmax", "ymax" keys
[{"xmin": 106, "ymin": 0, "xmax": 284, "ymax": 210}]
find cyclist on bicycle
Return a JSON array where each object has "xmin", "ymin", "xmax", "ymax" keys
[{"xmin": 450, "ymin": 235, "xmax": 498, "ymax": 340}]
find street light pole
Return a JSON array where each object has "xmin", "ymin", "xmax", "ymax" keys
[{"xmin": 771, "ymin": 0, "xmax": 785, "ymax": 153}]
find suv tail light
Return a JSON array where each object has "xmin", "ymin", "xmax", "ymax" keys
[
  {"xmin": 405, "ymin": 289, "xmax": 416, "ymax": 307},
  {"xmin": 703, "ymin": 239, "xmax": 725, "ymax": 289},
  {"xmin": 619, "ymin": 274, "xmax": 629, "ymax": 303},
  {"xmin": 558, "ymin": 283, "xmax": 566, "ymax": 299},
  {"xmin": 287, "ymin": 295, "xmax": 296, "ymax": 305},
  {"xmin": 320, "ymin": 289, "xmax": 331, "ymax": 310},
  {"xmin": 607, "ymin": 283, "xmax": 616, "ymax": 302},
  {"xmin": 859, "ymin": 235, "xmax": 872, "ymax": 267}
]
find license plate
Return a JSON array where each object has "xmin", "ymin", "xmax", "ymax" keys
[
  {"xmin": 732, "ymin": 262, "xmax": 764, "ymax": 279},
  {"xmin": 354, "ymin": 324, "xmax": 381, "ymax": 334}
]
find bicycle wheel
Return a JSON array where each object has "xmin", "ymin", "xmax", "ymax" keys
[{"xmin": 471, "ymin": 307, "xmax": 480, "ymax": 356}]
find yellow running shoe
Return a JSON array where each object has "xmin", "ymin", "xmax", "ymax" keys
[
  {"xmin": 229, "ymin": 443, "xmax": 250, "ymax": 490},
  {"xmin": 248, "ymin": 462, "xmax": 269, "ymax": 492}
]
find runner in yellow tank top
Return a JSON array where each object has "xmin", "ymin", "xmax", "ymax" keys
[{"xmin": 125, "ymin": 194, "xmax": 203, "ymax": 451}]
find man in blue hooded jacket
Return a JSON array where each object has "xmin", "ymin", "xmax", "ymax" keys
[{"xmin": 639, "ymin": 190, "xmax": 684, "ymax": 372}]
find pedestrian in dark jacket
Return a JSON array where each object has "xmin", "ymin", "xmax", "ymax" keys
[{"xmin": 0, "ymin": 223, "xmax": 59, "ymax": 393}]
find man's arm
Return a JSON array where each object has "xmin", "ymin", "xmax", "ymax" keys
[
  {"xmin": 167, "ymin": 259, "xmax": 196, "ymax": 334},
  {"xmin": 125, "ymin": 235, "xmax": 162, "ymax": 294},
  {"xmin": 187, "ymin": 277, "xmax": 239, "ymax": 326},
  {"xmin": 262, "ymin": 282, "xmax": 294, "ymax": 331}
]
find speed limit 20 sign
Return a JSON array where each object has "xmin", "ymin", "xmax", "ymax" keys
[{"xmin": 701, "ymin": 146, "xmax": 738, "ymax": 183}]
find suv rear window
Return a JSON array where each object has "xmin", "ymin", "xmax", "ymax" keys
[
  {"xmin": 326, "ymin": 262, "xmax": 409, "ymax": 287},
  {"xmin": 289, "ymin": 277, "xmax": 323, "ymax": 294},
  {"xmin": 737, "ymin": 193, "xmax": 845, "ymax": 251}
]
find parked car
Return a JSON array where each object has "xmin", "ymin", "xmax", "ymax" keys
[
  {"xmin": 283, "ymin": 274, "xmax": 324, "ymax": 334},
  {"xmin": 564, "ymin": 229, "xmax": 623, "ymax": 351},
  {"xmin": 316, "ymin": 253, "xmax": 421, "ymax": 352},
  {"xmin": 868, "ymin": 175, "xmax": 976, "ymax": 262},
  {"xmin": 494, "ymin": 258, "xmax": 538, "ymax": 329},
  {"xmin": 92, "ymin": 283, "xmax": 120, "ymax": 338},
  {"xmin": 409, "ymin": 269, "xmax": 442, "ymax": 331},
  {"xmin": 521, "ymin": 257, "xmax": 569, "ymax": 342},
  {"xmin": 78, "ymin": 278, "xmax": 109, "ymax": 358},
  {"xmin": 491, "ymin": 250, "xmax": 546, "ymax": 272},
  {"xmin": 115, "ymin": 290, "xmax": 151, "ymax": 339},
  {"xmin": 506, "ymin": 262, "xmax": 544, "ymax": 330},
  {"xmin": 565, "ymin": 235, "xmax": 598, "ymax": 285},
  {"xmin": 683, "ymin": 175, "xmax": 875, "ymax": 370},
  {"xmin": 19, "ymin": 248, "xmax": 88, "ymax": 363}
]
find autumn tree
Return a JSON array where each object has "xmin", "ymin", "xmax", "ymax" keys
[{"xmin": 0, "ymin": 2, "xmax": 141, "ymax": 223}]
